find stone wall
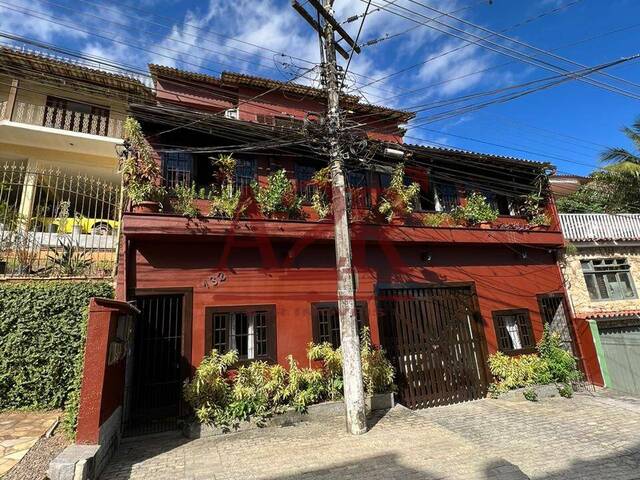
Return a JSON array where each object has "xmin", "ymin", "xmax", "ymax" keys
[{"xmin": 560, "ymin": 245, "xmax": 640, "ymax": 315}]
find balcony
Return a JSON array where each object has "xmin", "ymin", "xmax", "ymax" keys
[
  {"xmin": 0, "ymin": 163, "xmax": 121, "ymax": 278},
  {"xmin": 560, "ymin": 213, "xmax": 640, "ymax": 242},
  {"xmin": 1, "ymin": 100, "xmax": 123, "ymax": 138}
]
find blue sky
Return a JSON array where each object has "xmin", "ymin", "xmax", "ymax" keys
[{"xmin": 1, "ymin": 0, "xmax": 639, "ymax": 176}]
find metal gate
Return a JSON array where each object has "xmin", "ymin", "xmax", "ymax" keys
[
  {"xmin": 599, "ymin": 322, "xmax": 640, "ymax": 395},
  {"xmin": 125, "ymin": 294, "xmax": 184, "ymax": 436},
  {"xmin": 377, "ymin": 285, "xmax": 489, "ymax": 409}
]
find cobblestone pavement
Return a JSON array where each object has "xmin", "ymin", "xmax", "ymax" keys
[
  {"xmin": 0, "ymin": 410, "xmax": 60, "ymax": 476},
  {"xmin": 101, "ymin": 391, "xmax": 640, "ymax": 480}
]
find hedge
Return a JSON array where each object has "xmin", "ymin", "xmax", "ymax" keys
[{"xmin": 0, "ymin": 281, "xmax": 113, "ymax": 414}]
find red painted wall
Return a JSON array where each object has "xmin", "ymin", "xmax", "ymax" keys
[
  {"xmin": 126, "ymin": 239, "xmax": 564, "ymax": 371},
  {"xmin": 77, "ymin": 299, "xmax": 133, "ymax": 444}
]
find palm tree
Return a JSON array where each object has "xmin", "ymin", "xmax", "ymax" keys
[{"xmin": 601, "ymin": 117, "xmax": 640, "ymax": 173}]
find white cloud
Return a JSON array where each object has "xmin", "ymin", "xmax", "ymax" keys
[{"xmin": 0, "ymin": 0, "xmax": 86, "ymax": 42}]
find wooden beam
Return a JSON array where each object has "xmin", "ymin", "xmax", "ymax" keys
[
  {"xmin": 291, "ymin": 1, "xmax": 350, "ymax": 59},
  {"xmin": 306, "ymin": 0, "xmax": 361, "ymax": 54}
]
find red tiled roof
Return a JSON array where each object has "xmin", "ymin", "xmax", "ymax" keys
[{"xmin": 575, "ymin": 310, "xmax": 640, "ymax": 320}]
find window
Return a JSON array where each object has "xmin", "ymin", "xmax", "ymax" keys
[
  {"xmin": 44, "ymin": 96, "xmax": 110, "ymax": 135},
  {"xmin": 492, "ymin": 309, "xmax": 535, "ymax": 354},
  {"xmin": 256, "ymin": 114, "xmax": 273, "ymax": 125},
  {"xmin": 234, "ymin": 158, "xmax": 257, "ymax": 191},
  {"xmin": 311, "ymin": 302, "xmax": 368, "ymax": 348},
  {"xmin": 206, "ymin": 306, "xmax": 276, "ymax": 362},
  {"xmin": 581, "ymin": 258, "xmax": 637, "ymax": 301},
  {"xmin": 162, "ymin": 151, "xmax": 193, "ymax": 188},
  {"xmin": 296, "ymin": 164, "xmax": 318, "ymax": 203},
  {"xmin": 433, "ymin": 182, "xmax": 458, "ymax": 212},
  {"xmin": 379, "ymin": 171, "xmax": 428, "ymax": 211},
  {"xmin": 478, "ymin": 190, "xmax": 511, "ymax": 215},
  {"xmin": 347, "ymin": 171, "xmax": 370, "ymax": 209}
]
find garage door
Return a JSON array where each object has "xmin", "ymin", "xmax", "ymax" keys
[
  {"xmin": 377, "ymin": 285, "xmax": 489, "ymax": 409},
  {"xmin": 599, "ymin": 323, "xmax": 640, "ymax": 395}
]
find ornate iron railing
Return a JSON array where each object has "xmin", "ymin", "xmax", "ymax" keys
[
  {"xmin": 560, "ymin": 213, "xmax": 640, "ymax": 242},
  {"xmin": 5, "ymin": 100, "xmax": 124, "ymax": 138},
  {"xmin": 0, "ymin": 163, "xmax": 121, "ymax": 278}
]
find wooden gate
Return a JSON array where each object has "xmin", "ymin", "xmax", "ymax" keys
[
  {"xmin": 125, "ymin": 294, "xmax": 185, "ymax": 436},
  {"xmin": 377, "ymin": 285, "xmax": 489, "ymax": 409}
]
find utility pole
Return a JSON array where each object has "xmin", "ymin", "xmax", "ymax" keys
[{"xmin": 292, "ymin": 0, "xmax": 367, "ymax": 435}]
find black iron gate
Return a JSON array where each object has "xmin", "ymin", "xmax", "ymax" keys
[
  {"xmin": 125, "ymin": 294, "xmax": 184, "ymax": 436},
  {"xmin": 377, "ymin": 285, "xmax": 489, "ymax": 409}
]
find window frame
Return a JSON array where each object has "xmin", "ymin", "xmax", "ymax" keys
[
  {"xmin": 295, "ymin": 163, "xmax": 319, "ymax": 204},
  {"xmin": 161, "ymin": 151, "xmax": 194, "ymax": 189},
  {"xmin": 492, "ymin": 308, "xmax": 536, "ymax": 355},
  {"xmin": 205, "ymin": 305, "xmax": 277, "ymax": 363},
  {"xmin": 581, "ymin": 258, "xmax": 638, "ymax": 302},
  {"xmin": 311, "ymin": 302, "xmax": 369, "ymax": 348},
  {"xmin": 432, "ymin": 182, "xmax": 459, "ymax": 212},
  {"xmin": 233, "ymin": 158, "xmax": 257, "ymax": 192}
]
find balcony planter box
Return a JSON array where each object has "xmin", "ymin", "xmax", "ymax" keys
[
  {"xmin": 132, "ymin": 201, "xmax": 161, "ymax": 214},
  {"xmin": 183, "ymin": 392, "xmax": 395, "ymax": 439}
]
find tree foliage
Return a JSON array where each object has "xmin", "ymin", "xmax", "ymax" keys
[{"xmin": 556, "ymin": 169, "xmax": 640, "ymax": 213}]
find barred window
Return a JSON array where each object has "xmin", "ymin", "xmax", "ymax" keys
[
  {"xmin": 206, "ymin": 306, "xmax": 276, "ymax": 362},
  {"xmin": 311, "ymin": 302, "xmax": 368, "ymax": 348},
  {"xmin": 295, "ymin": 164, "xmax": 318, "ymax": 203},
  {"xmin": 234, "ymin": 158, "xmax": 257, "ymax": 192},
  {"xmin": 581, "ymin": 258, "xmax": 637, "ymax": 301},
  {"xmin": 162, "ymin": 151, "xmax": 193, "ymax": 188},
  {"xmin": 433, "ymin": 182, "xmax": 459, "ymax": 212},
  {"xmin": 492, "ymin": 309, "xmax": 535, "ymax": 355}
]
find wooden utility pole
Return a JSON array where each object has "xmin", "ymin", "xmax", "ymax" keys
[{"xmin": 292, "ymin": 0, "xmax": 367, "ymax": 435}]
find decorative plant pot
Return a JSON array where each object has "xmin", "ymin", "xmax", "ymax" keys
[{"xmin": 132, "ymin": 201, "xmax": 161, "ymax": 214}]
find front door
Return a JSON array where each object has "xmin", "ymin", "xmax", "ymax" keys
[
  {"xmin": 125, "ymin": 294, "xmax": 184, "ymax": 436},
  {"xmin": 377, "ymin": 285, "xmax": 489, "ymax": 409}
]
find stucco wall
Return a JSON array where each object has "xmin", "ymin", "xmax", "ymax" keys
[{"xmin": 560, "ymin": 245, "xmax": 640, "ymax": 315}]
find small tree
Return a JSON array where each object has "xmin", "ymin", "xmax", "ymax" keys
[{"xmin": 252, "ymin": 169, "xmax": 302, "ymax": 218}]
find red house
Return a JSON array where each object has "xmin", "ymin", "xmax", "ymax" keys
[{"xmin": 78, "ymin": 66, "xmax": 575, "ymax": 442}]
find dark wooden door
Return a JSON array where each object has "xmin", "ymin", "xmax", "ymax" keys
[
  {"xmin": 377, "ymin": 285, "xmax": 489, "ymax": 409},
  {"xmin": 126, "ymin": 294, "xmax": 184, "ymax": 435}
]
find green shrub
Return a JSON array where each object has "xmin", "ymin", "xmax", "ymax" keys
[
  {"xmin": 0, "ymin": 281, "xmax": 113, "ymax": 437},
  {"xmin": 488, "ymin": 352, "xmax": 550, "ymax": 396},
  {"xmin": 537, "ymin": 328, "xmax": 582, "ymax": 384},
  {"xmin": 184, "ymin": 329, "xmax": 395, "ymax": 428},
  {"xmin": 452, "ymin": 192, "xmax": 498, "ymax": 225},
  {"xmin": 558, "ymin": 383, "xmax": 574, "ymax": 398},
  {"xmin": 523, "ymin": 387, "xmax": 538, "ymax": 402},
  {"xmin": 170, "ymin": 183, "xmax": 200, "ymax": 217},
  {"xmin": 252, "ymin": 169, "xmax": 302, "ymax": 218},
  {"xmin": 488, "ymin": 327, "xmax": 582, "ymax": 398}
]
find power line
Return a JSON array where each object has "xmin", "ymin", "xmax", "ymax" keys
[
  {"xmin": 358, "ymin": 0, "xmax": 640, "ymax": 100},
  {"xmin": 406, "ymin": 0, "xmax": 640, "ymax": 90}
]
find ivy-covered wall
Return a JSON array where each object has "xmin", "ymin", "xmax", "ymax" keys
[{"xmin": 0, "ymin": 281, "xmax": 113, "ymax": 412}]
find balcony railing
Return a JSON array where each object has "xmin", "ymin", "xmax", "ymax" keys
[
  {"xmin": 1, "ymin": 100, "xmax": 124, "ymax": 138},
  {"xmin": 0, "ymin": 163, "xmax": 121, "ymax": 278},
  {"xmin": 560, "ymin": 213, "xmax": 640, "ymax": 242}
]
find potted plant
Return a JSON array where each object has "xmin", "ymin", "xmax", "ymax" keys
[
  {"xmin": 451, "ymin": 192, "xmax": 498, "ymax": 227},
  {"xmin": 518, "ymin": 191, "xmax": 552, "ymax": 229},
  {"xmin": 252, "ymin": 169, "xmax": 302, "ymax": 219},
  {"xmin": 121, "ymin": 117, "xmax": 165, "ymax": 213},
  {"xmin": 377, "ymin": 163, "xmax": 420, "ymax": 223},
  {"xmin": 422, "ymin": 212, "xmax": 453, "ymax": 228},
  {"xmin": 208, "ymin": 154, "xmax": 247, "ymax": 219}
]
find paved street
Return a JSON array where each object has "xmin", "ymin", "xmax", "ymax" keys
[{"xmin": 101, "ymin": 391, "xmax": 640, "ymax": 480}]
